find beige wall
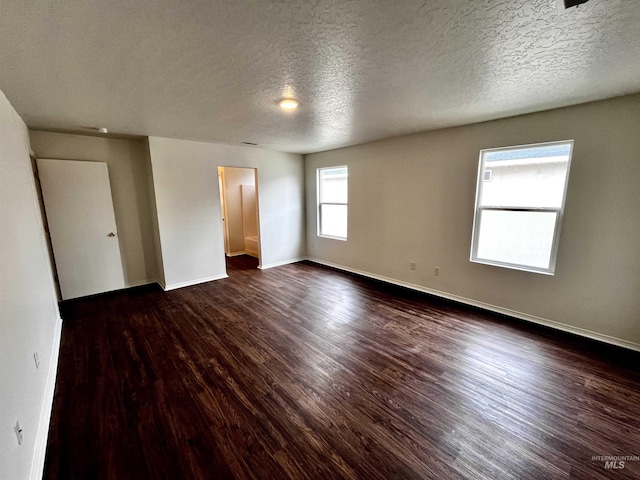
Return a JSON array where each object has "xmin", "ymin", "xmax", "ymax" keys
[
  {"xmin": 29, "ymin": 131, "xmax": 159, "ymax": 287},
  {"xmin": 142, "ymin": 139, "xmax": 166, "ymax": 287},
  {"xmin": 242, "ymin": 185, "xmax": 258, "ymax": 239},
  {"xmin": 0, "ymin": 91, "xmax": 61, "ymax": 479},
  {"xmin": 148, "ymin": 137, "xmax": 305, "ymax": 289},
  {"xmin": 222, "ymin": 167, "xmax": 255, "ymax": 254},
  {"xmin": 305, "ymin": 94, "xmax": 640, "ymax": 349}
]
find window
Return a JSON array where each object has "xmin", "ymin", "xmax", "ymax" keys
[
  {"xmin": 470, "ymin": 141, "xmax": 573, "ymax": 274},
  {"xmin": 318, "ymin": 166, "xmax": 348, "ymax": 240}
]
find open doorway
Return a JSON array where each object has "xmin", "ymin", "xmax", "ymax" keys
[{"xmin": 218, "ymin": 166, "xmax": 261, "ymax": 272}]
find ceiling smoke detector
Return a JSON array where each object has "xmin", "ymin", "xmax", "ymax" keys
[{"xmin": 560, "ymin": 0, "xmax": 590, "ymax": 9}]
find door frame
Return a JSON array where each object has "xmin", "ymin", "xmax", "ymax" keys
[
  {"xmin": 218, "ymin": 167, "xmax": 231, "ymax": 254},
  {"xmin": 217, "ymin": 166, "xmax": 262, "ymax": 266}
]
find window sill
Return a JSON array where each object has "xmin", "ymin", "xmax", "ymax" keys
[
  {"xmin": 470, "ymin": 258, "xmax": 555, "ymax": 275},
  {"xmin": 318, "ymin": 234, "xmax": 347, "ymax": 242}
]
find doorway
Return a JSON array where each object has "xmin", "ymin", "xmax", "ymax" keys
[{"xmin": 218, "ymin": 166, "xmax": 261, "ymax": 271}]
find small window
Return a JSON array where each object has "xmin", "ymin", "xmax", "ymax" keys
[
  {"xmin": 318, "ymin": 166, "xmax": 348, "ymax": 240},
  {"xmin": 470, "ymin": 141, "xmax": 573, "ymax": 274}
]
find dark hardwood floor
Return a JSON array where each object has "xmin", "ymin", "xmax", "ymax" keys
[{"xmin": 45, "ymin": 256, "xmax": 640, "ymax": 479}]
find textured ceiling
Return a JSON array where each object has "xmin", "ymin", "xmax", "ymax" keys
[{"xmin": 1, "ymin": 0, "xmax": 639, "ymax": 154}]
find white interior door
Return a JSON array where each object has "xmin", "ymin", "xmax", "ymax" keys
[{"xmin": 37, "ymin": 159, "xmax": 125, "ymax": 300}]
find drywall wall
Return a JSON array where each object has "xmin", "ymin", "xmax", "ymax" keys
[
  {"xmin": 29, "ymin": 131, "xmax": 158, "ymax": 287},
  {"xmin": 0, "ymin": 91, "xmax": 61, "ymax": 479},
  {"xmin": 141, "ymin": 139, "xmax": 166, "ymax": 288},
  {"xmin": 148, "ymin": 137, "xmax": 305, "ymax": 289},
  {"xmin": 222, "ymin": 167, "xmax": 256, "ymax": 255},
  {"xmin": 241, "ymin": 185, "xmax": 258, "ymax": 239},
  {"xmin": 305, "ymin": 94, "xmax": 640, "ymax": 349}
]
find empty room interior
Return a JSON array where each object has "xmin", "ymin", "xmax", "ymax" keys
[{"xmin": 2, "ymin": 1, "xmax": 640, "ymax": 479}]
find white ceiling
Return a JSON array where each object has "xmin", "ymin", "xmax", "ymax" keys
[{"xmin": 1, "ymin": 0, "xmax": 639, "ymax": 154}]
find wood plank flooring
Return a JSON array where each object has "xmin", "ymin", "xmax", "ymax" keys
[{"xmin": 44, "ymin": 256, "xmax": 640, "ymax": 479}]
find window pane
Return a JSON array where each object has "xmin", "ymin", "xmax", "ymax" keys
[
  {"xmin": 320, "ymin": 168, "xmax": 348, "ymax": 203},
  {"xmin": 480, "ymin": 144, "xmax": 571, "ymax": 208},
  {"xmin": 320, "ymin": 204, "xmax": 347, "ymax": 239},
  {"xmin": 476, "ymin": 210, "xmax": 557, "ymax": 269}
]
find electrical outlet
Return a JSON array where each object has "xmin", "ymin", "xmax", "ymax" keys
[
  {"xmin": 410, "ymin": 262, "xmax": 417, "ymax": 270},
  {"xmin": 14, "ymin": 420, "xmax": 23, "ymax": 445},
  {"xmin": 33, "ymin": 351, "xmax": 40, "ymax": 369},
  {"xmin": 434, "ymin": 266, "xmax": 440, "ymax": 276}
]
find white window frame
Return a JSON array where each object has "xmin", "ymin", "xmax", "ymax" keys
[
  {"xmin": 470, "ymin": 140, "xmax": 573, "ymax": 275},
  {"xmin": 317, "ymin": 166, "xmax": 348, "ymax": 241}
]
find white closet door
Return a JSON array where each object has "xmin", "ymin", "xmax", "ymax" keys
[{"xmin": 37, "ymin": 159, "xmax": 125, "ymax": 300}]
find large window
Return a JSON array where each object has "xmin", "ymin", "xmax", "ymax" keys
[
  {"xmin": 470, "ymin": 141, "xmax": 573, "ymax": 274},
  {"xmin": 318, "ymin": 166, "xmax": 348, "ymax": 240}
]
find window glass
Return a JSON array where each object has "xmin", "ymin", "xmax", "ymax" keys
[
  {"xmin": 471, "ymin": 141, "xmax": 573, "ymax": 274},
  {"xmin": 320, "ymin": 204, "xmax": 348, "ymax": 239},
  {"xmin": 318, "ymin": 166, "xmax": 348, "ymax": 240},
  {"xmin": 480, "ymin": 144, "xmax": 571, "ymax": 208}
]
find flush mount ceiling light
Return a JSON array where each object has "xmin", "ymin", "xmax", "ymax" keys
[
  {"xmin": 97, "ymin": 127, "xmax": 109, "ymax": 134},
  {"xmin": 278, "ymin": 98, "xmax": 299, "ymax": 110}
]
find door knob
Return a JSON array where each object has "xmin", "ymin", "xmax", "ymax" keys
[{"xmin": 107, "ymin": 232, "xmax": 116, "ymax": 237}]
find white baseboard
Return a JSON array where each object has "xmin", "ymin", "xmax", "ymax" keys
[
  {"xmin": 258, "ymin": 257, "xmax": 306, "ymax": 270},
  {"xmin": 307, "ymin": 257, "xmax": 640, "ymax": 353},
  {"xmin": 30, "ymin": 316, "xmax": 63, "ymax": 480},
  {"xmin": 163, "ymin": 273, "xmax": 228, "ymax": 291},
  {"xmin": 226, "ymin": 251, "xmax": 247, "ymax": 257},
  {"xmin": 125, "ymin": 279, "xmax": 155, "ymax": 288}
]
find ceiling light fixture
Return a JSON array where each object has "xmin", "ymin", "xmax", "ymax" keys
[
  {"xmin": 278, "ymin": 98, "xmax": 299, "ymax": 110},
  {"xmin": 97, "ymin": 127, "xmax": 109, "ymax": 134}
]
